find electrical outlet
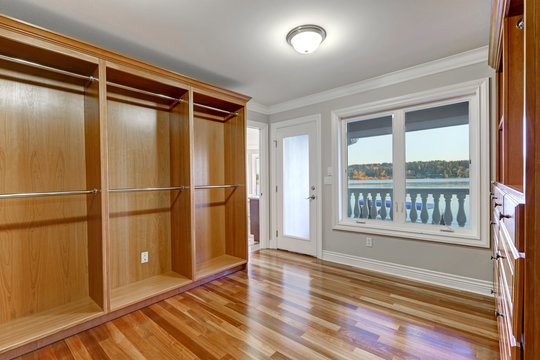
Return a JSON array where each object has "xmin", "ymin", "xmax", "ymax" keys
[
  {"xmin": 365, "ymin": 237, "xmax": 373, "ymax": 247},
  {"xmin": 141, "ymin": 251, "xmax": 149, "ymax": 264}
]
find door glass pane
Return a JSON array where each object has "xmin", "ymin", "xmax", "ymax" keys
[
  {"xmin": 405, "ymin": 102, "xmax": 470, "ymax": 227},
  {"xmin": 346, "ymin": 115, "xmax": 393, "ymax": 221},
  {"xmin": 283, "ymin": 134, "xmax": 309, "ymax": 239}
]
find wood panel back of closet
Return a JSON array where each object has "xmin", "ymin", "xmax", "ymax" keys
[
  {"xmin": 193, "ymin": 113, "xmax": 226, "ymax": 263},
  {"xmin": 0, "ymin": 62, "xmax": 91, "ymax": 322},
  {"xmin": 107, "ymin": 95, "xmax": 174, "ymax": 289}
]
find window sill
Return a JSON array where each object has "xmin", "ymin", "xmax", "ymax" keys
[{"xmin": 333, "ymin": 221, "xmax": 488, "ymax": 248}]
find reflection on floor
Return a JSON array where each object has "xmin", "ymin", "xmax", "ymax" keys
[{"xmin": 19, "ymin": 250, "xmax": 499, "ymax": 359}]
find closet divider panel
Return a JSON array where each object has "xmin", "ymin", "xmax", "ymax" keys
[
  {"xmin": 84, "ymin": 65, "xmax": 106, "ymax": 309},
  {"xmin": 170, "ymin": 91, "xmax": 193, "ymax": 279},
  {"xmin": 0, "ymin": 36, "xmax": 103, "ymax": 353},
  {"xmin": 224, "ymin": 108, "xmax": 248, "ymax": 261}
]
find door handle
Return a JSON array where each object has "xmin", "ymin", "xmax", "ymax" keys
[{"xmin": 305, "ymin": 195, "xmax": 316, "ymax": 200}]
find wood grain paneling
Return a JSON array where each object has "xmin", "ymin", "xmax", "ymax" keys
[
  {"xmin": 19, "ymin": 250, "xmax": 499, "ymax": 360},
  {"xmin": 225, "ymin": 109, "xmax": 247, "ymax": 261},
  {"xmin": 502, "ymin": 15, "xmax": 524, "ymax": 186},
  {"xmin": 84, "ymin": 67, "xmax": 105, "ymax": 309},
  {"xmin": 0, "ymin": 64, "xmax": 91, "ymax": 323},
  {"xmin": 170, "ymin": 93, "xmax": 192, "ymax": 279},
  {"xmin": 107, "ymin": 94, "xmax": 174, "ymax": 290}
]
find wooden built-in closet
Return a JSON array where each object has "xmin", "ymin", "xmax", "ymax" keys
[{"xmin": 0, "ymin": 14, "xmax": 249, "ymax": 358}]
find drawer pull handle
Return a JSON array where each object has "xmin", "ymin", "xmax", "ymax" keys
[
  {"xmin": 499, "ymin": 213, "xmax": 511, "ymax": 220},
  {"xmin": 495, "ymin": 311, "xmax": 504, "ymax": 318},
  {"xmin": 491, "ymin": 253, "xmax": 505, "ymax": 260}
]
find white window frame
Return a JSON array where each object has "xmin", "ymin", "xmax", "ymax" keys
[{"xmin": 331, "ymin": 78, "xmax": 490, "ymax": 247}]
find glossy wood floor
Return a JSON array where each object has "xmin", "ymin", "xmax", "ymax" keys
[{"xmin": 17, "ymin": 250, "xmax": 499, "ymax": 360}]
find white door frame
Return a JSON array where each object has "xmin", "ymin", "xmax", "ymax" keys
[
  {"xmin": 270, "ymin": 114, "xmax": 322, "ymax": 259},
  {"xmin": 247, "ymin": 120, "xmax": 269, "ymax": 250}
]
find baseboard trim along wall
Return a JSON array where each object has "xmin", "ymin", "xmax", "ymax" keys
[{"xmin": 322, "ymin": 250, "xmax": 493, "ymax": 297}]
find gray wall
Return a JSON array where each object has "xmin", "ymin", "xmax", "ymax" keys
[
  {"xmin": 268, "ymin": 62, "xmax": 496, "ymax": 281},
  {"xmin": 247, "ymin": 110, "xmax": 269, "ymax": 124}
]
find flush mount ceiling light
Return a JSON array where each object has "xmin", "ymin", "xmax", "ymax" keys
[{"xmin": 286, "ymin": 24, "xmax": 326, "ymax": 54}]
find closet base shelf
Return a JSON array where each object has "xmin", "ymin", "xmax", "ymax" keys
[
  {"xmin": 111, "ymin": 272, "xmax": 192, "ymax": 310},
  {"xmin": 0, "ymin": 297, "xmax": 103, "ymax": 353},
  {"xmin": 195, "ymin": 254, "xmax": 246, "ymax": 280}
]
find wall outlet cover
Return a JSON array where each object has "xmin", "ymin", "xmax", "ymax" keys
[
  {"xmin": 365, "ymin": 237, "xmax": 373, "ymax": 247},
  {"xmin": 141, "ymin": 251, "xmax": 149, "ymax": 264}
]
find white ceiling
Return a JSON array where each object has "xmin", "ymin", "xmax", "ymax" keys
[{"xmin": 0, "ymin": 0, "xmax": 491, "ymax": 107}]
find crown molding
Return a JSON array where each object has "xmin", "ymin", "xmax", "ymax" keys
[
  {"xmin": 251, "ymin": 46, "xmax": 488, "ymax": 116},
  {"xmin": 246, "ymin": 100, "xmax": 271, "ymax": 115}
]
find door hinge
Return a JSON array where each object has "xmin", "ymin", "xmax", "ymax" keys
[
  {"xmin": 276, "ymin": 230, "xmax": 278, "ymax": 238},
  {"xmin": 273, "ymin": 140, "xmax": 277, "ymax": 147},
  {"xmin": 276, "ymin": 185, "xmax": 278, "ymax": 192}
]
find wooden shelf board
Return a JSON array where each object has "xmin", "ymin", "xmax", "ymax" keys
[
  {"xmin": 111, "ymin": 272, "xmax": 191, "ymax": 310},
  {"xmin": 0, "ymin": 297, "xmax": 102, "ymax": 353},
  {"xmin": 195, "ymin": 254, "xmax": 246, "ymax": 280}
]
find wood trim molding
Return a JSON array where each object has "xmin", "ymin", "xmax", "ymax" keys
[
  {"xmin": 489, "ymin": 0, "xmax": 511, "ymax": 69},
  {"xmin": 524, "ymin": 0, "xmax": 540, "ymax": 358}
]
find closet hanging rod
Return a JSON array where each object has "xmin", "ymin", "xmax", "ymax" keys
[
  {"xmin": 109, "ymin": 186, "xmax": 185, "ymax": 193},
  {"xmin": 193, "ymin": 103, "xmax": 239, "ymax": 116},
  {"xmin": 106, "ymin": 81, "xmax": 188, "ymax": 104},
  {"xmin": 194, "ymin": 184, "xmax": 241, "ymax": 189},
  {"xmin": 0, "ymin": 189, "xmax": 99, "ymax": 199},
  {"xmin": 0, "ymin": 53, "xmax": 97, "ymax": 81}
]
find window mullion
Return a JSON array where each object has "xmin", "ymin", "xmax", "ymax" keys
[{"xmin": 392, "ymin": 110, "xmax": 406, "ymax": 224}]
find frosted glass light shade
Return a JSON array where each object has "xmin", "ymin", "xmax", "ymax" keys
[{"xmin": 286, "ymin": 25, "xmax": 326, "ymax": 54}]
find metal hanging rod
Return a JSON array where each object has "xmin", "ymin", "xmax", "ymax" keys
[
  {"xmin": 193, "ymin": 103, "xmax": 239, "ymax": 117},
  {"xmin": 0, "ymin": 189, "xmax": 99, "ymax": 199},
  {"xmin": 109, "ymin": 186, "xmax": 185, "ymax": 193},
  {"xmin": 194, "ymin": 184, "xmax": 241, "ymax": 189},
  {"xmin": 107, "ymin": 81, "xmax": 188, "ymax": 104},
  {"xmin": 0, "ymin": 54, "xmax": 239, "ymax": 116},
  {"xmin": 0, "ymin": 53, "xmax": 97, "ymax": 81}
]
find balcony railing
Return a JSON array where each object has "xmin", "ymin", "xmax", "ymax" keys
[{"xmin": 347, "ymin": 187, "xmax": 470, "ymax": 227}]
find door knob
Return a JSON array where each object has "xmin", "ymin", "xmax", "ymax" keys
[{"xmin": 305, "ymin": 195, "xmax": 316, "ymax": 200}]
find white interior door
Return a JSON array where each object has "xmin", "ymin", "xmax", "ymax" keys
[{"xmin": 276, "ymin": 121, "xmax": 318, "ymax": 256}]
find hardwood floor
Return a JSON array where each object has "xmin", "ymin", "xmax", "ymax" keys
[{"xmin": 16, "ymin": 250, "xmax": 499, "ymax": 360}]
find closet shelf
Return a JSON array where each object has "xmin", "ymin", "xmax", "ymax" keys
[
  {"xmin": 0, "ymin": 189, "xmax": 99, "ymax": 199},
  {"xmin": 195, "ymin": 255, "xmax": 246, "ymax": 280},
  {"xmin": 0, "ymin": 53, "xmax": 96, "ymax": 81},
  {"xmin": 0, "ymin": 297, "xmax": 102, "ymax": 353},
  {"xmin": 111, "ymin": 272, "xmax": 191, "ymax": 310},
  {"xmin": 109, "ymin": 186, "xmax": 185, "ymax": 193}
]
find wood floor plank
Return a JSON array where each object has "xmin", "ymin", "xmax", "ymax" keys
[{"xmin": 16, "ymin": 250, "xmax": 499, "ymax": 360}]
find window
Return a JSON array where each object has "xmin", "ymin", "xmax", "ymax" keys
[{"xmin": 333, "ymin": 80, "xmax": 489, "ymax": 247}]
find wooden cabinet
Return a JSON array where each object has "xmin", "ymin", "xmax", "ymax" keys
[
  {"xmin": 0, "ymin": 14, "xmax": 249, "ymax": 358},
  {"xmin": 492, "ymin": 184, "xmax": 524, "ymax": 359},
  {"xmin": 489, "ymin": 0, "xmax": 540, "ymax": 359}
]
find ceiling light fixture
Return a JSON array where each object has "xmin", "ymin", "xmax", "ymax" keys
[{"xmin": 286, "ymin": 24, "xmax": 326, "ymax": 54}]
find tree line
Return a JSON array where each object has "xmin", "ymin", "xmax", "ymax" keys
[{"xmin": 348, "ymin": 160, "xmax": 469, "ymax": 180}]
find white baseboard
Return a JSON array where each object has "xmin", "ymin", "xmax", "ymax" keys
[{"xmin": 322, "ymin": 250, "xmax": 493, "ymax": 297}]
